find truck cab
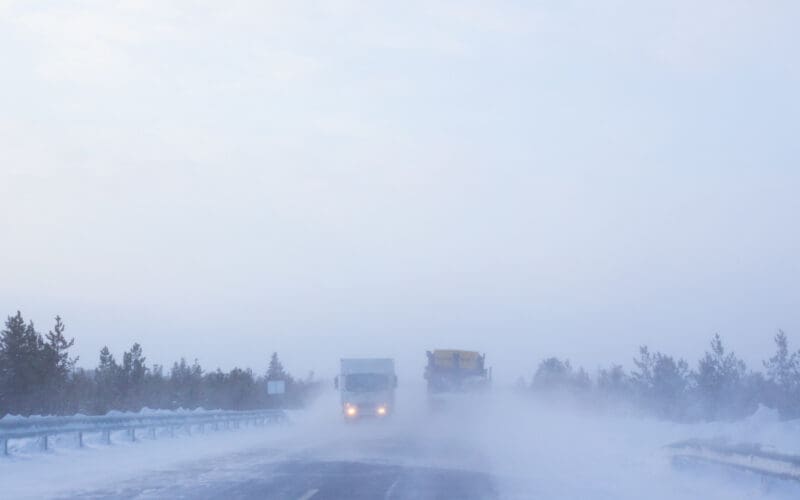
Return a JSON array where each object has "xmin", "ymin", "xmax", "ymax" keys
[
  {"xmin": 425, "ymin": 350, "xmax": 490, "ymax": 409},
  {"xmin": 336, "ymin": 358, "xmax": 397, "ymax": 419}
]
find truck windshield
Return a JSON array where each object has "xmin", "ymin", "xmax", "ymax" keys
[{"xmin": 345, "ymin": 373, "xmax": 390, "ymax": 392}]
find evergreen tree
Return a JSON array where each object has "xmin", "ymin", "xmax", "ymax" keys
[
  {"xmin": 631, "ymin": 346, "xmax": 689, "ymax": 419},
  {"xmin": 0, "ymin": 312, "xmax": 47, "ymax": 415},
  {"xmin": 764, "ymin": 330, "xmax": 799, "ymax": 390},
  {"xmin": 122, "ymin": 343, "xmax": 147, "ymax": 384},
  {"xmin": 41, "ymin": 316, "xmax": 76, "ymax": 413},
  {"xmin": 44, "ymin": 316, "xmax": 76, "ymax": 376},
  {"xmin": 531, "ymin": 358, "xmax": 591, "ymax": 393},
  {"xmin": 202, "ymin": 369, "xmax": 228, "ymax": 409},
  {"xmin": 597, "ymin": 364, "xmax": 632, "ymax": 400},
  {"xmin": 65, "ymin": 367, "xmax": 95, "ymax": 415},
  {"xmin": 763, "ymin": 330, "xmax": 800, "ymax": 416},
  {"xmin": 170, "ymin": 358, "xmax": 203, "ymax": 409},
  {"xmin": 631, "ymin": 346, "xmax": 654, "ymax": 390},
  {"xmin": 227, "ymin": 368, "xmax": 258, "ymax": 410},
  {"xmin": 95, "ymin": 346, "xmax": 119, "ymax": 413},
  {"xmin": 121, "ymin": 343, "xmax": 148, "ymax": 409},
  {"xmin": 693, "ymin": 334, "xmax": 747, "ymax": 420},
  {"xmin": 532, "ymin": 357, "xmax": 572, "ymax": 390},
  {"xmin": 144, "ymin": 364, "xmax": 169, "ymax": 409},
  {"xmin": 266, "ymin": 352, "xmax": 287, "ymax": 381},
  {"xmin": 1, "ymin": 310, "xmax": 322, "ymax": 416}
]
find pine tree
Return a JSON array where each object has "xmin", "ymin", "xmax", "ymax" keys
[
  {"xmin": 45, "ymin": 316, "xmax": 76, "ymax": 376},
  {"xmin": 693, "ymin": 334, "xmax": 747, "ymax": 420},
  {"xmin": 95, "ymin": 346, "xmax": 119, "ymax": 413},
  {"xmin": 631, "ymin": 346, "xmax": 654, "ymax": 391},
  {"xmin": 532, "ymin": 358, "xmax": 573, "ymax": 390},
  {"xmin": 41, "ymin": 316, "xmax": 77, "ymax": 413},
  {"xmin": 597, "ymin": 364, "xmax": 631, "ymax": 399},
  {"xmin": 121, "ymin": 343, "xmax": 147, "ymax": 410},
  {"xmin": 266, "ymin": 352, "xmax": 287, "ymax": 381},
  {"xmin": 98, "ymin": 346, "xmax": 116, "ymax": 371},
  {"xmin": 631, "ymin": 346, "xmax": 689, "ymax": 419},
  {"xmin": 1, "ymin": 311, "xmax": 322, "ymax": 416},
  {"xmin": 0, "ymin": 312, "xmax": 47, "ymax": 415},
  {"xmin": 144, "ymin": 364, "xmax": 169, "ymax": 409},
  {"xmin": 651, "ymin": 355, "xmax": 689, "ymax": 409},
  {"xmin": 227, "ymin": 368, "xmax": 257, "ymax": 410},
  {"xmin": 122, "ymin": 343, "xmax": 147, "ymax": 383},
  {"xmin": 763, "ymin": 330, "xmax": 800, "ymax": 416},
  {"xmin": 65, "ymin": 367, "xmax": 95, "ymax": 415},
  {"xmin": 764, "ymin": 330, "xmax": 798, "ymax": 390},
  {"xmin": 169, "ymin": 358, "xmax": 204, "ymax": 409},
  {"xmin": 531, "ymin": 358, "xmax": 591, "ymax": 393}
]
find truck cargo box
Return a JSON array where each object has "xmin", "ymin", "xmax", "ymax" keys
[{"xmin": 428, "ymin": 350, "xmax": 483, "ymax": 371}]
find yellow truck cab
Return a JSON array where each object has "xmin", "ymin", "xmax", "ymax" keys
[{"xmin": 425, "ymin": 350, "xmax": 491, "ymax": 407}]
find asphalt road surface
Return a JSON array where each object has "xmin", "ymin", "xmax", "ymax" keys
[{"xmin": 61, "ymin": 420, "xmax": 500, "ymax": 500}]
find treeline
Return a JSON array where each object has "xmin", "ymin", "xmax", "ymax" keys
[
  {"xmin": 0, "ymin": 311, "xmax": 322, "ymax": 417},
  {"xmin": 526, "ymin": 332, "xmax": 800, "ymax": 422}
]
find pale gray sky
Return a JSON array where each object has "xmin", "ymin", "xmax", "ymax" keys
[{"xmin": 1, "ymin": 1, "xmax": 799, "ymax": 382}]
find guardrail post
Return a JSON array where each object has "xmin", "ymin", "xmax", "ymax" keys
[
  {"xmin": 130, "ymin": 428, "xmax": 136, "ymax": 442},
  {"xmin": 150, "ymin": 427, "xmax": 156, "ymax": 439},
  {"xmin": 78, "ymin": 431, "xmax": 83, "ymax": 448},
  {"xmin": 2, "ymin": 438, "xmax": 7, "ymax": 456},
  {"xmin": 42, "ymin": 434, "xmax": 48, "ymax": 451},
  {"xmin": 104, "ymin": 430, "xmax": 111, "ymax": 445}
]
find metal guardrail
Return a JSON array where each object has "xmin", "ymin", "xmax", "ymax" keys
[
  {"xmin": 0, "ymin": 409, "xmax": 286, "ymax": 456},
  {"xmin": 668, "ymin": 438, "xmax": 800, "ymax": 481}
]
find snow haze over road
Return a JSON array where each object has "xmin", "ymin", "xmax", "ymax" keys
[
  {"xmin": 2, "ymin": 2, "xmax": 799, "ymax": 498},
  {"xmin": 3, "ymin": 392, "xmax": 800, "ymax": 499}
]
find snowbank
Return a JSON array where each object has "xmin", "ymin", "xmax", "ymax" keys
[{"xmin": 0, "ymin": 421, "xmax": 297, "ymax": 499}]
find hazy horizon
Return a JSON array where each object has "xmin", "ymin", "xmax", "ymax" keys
[{"xmin": 2, "ymin": 0, "xmax": 799, "ymax": 383}]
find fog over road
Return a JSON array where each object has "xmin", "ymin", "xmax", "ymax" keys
[
  {"xmin": 63, "ymin": 429, "xmax": 498, "ymax": 499},
  {"xmin": 53, "ymin": 391, "xmax": 503, "ymax": 499},
  {"xmin": 8, "ymin": 391, "xmax": 800, "ymax": 500}
]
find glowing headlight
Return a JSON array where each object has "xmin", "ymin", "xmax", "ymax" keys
[
  {"xmin": 376, "ymin": 405, "xmax": 387, "ymax": 416},
  {"xmin": 345, "ymin": 405, "xmax": 358, "ymax": 417}
]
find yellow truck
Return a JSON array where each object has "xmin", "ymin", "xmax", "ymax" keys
[{"xmin": 424, "ymin": 349, "xmax": 491, "ymax": 396}]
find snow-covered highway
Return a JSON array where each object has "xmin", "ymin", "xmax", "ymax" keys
[{"xmin": 5, "ymin": 394, "xmax": 800, "ymax": 499}]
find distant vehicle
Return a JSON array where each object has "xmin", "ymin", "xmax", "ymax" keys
[
  {"xmin": 335, "ymin": 358, "xmax": 397, "ymax": 420},
  {"xmin": 424, "ymin": 350, "xmax": 491, "ymax": 406}
]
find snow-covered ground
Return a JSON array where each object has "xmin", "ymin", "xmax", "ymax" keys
[
  {"xmin": 2, "ymin": 393, "xmax": 800, "ymax": 499},
  {"xmin": 384, "ymin": 387, "xmax": 800, "ymax": 499},
  {"xmin": 0, "ymin": 409, "xmax": 304, "ymax": 499},
  {"xmin": 469, "ymin": 396, "xmax": 800, "ymax": 499}
]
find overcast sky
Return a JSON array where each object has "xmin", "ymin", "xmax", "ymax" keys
[{"xmin": 1, "ymin": 1, "xmax": 799, "ymax": 382}]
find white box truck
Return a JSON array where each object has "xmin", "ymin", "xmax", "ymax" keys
[{"xmin": 335, "ymin": 358, "xmax": 397, "ymax": 419}]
